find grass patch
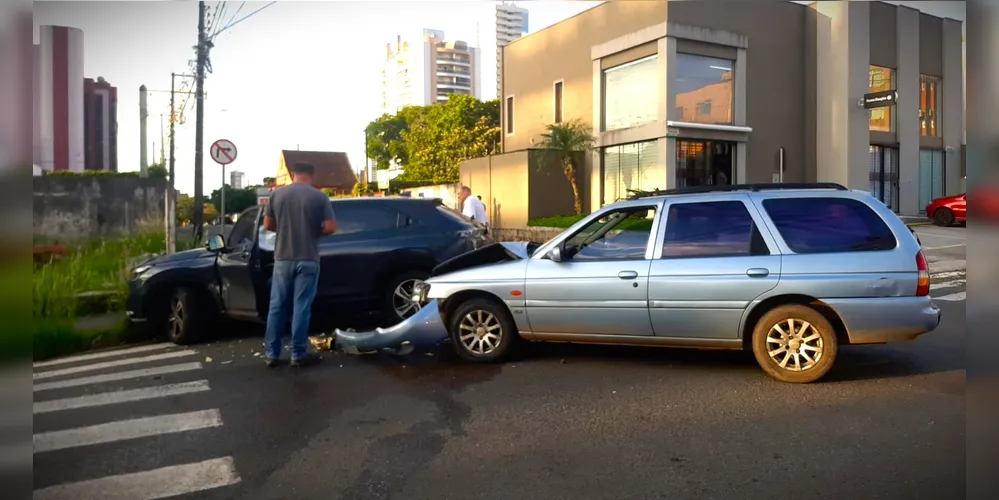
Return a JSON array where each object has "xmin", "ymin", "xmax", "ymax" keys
[{"xmin": 33, "ymin": 223, "xmax": 172, "ymax": 361}]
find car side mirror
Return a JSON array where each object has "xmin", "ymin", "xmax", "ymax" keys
[
  {"xmin": 547, "ymin": 245, "xmax": 564, "ymax": 262},
  {"xmin": 206, "ymin": 234, "xmax": 225, "ymax": 252}
]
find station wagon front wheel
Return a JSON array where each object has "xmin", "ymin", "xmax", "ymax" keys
[
  {"xmin": 448, "ymin": 298, "xmax": 518, "ymax": 363},
  {"xmin": 751, "ymin": 305, "xmax": 838, "ymax": 384}
]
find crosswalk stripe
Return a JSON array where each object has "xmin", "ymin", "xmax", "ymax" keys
[
  {"xmin": 33, "ymin": 350, "xmax": 198, "ymax": 381},
  {"xmin": 32, "ymin": 456, "xmax": 240, "ymax": 500},
  {"xmin": 33, "ymin": 362, "xmax": 203, "ymax": 393},
  {"xmin": 33, "ymin": 380, "xmax": 211, "ymax": 414},
  {"xmin": 32, "ymin": 343, "xmax": 172, "ymax": 369},
  {"xmin": 934, "ymin": 291, "xmax": 966, "ymax": 302},
  {"xmin": 930, "ymin": 280, "xmax": 965, "ymax": 290},
  {"xmin": 33, "ymin": 409, "xmax": 223, "ymax": 453}
]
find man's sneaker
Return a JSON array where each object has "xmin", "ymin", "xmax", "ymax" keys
[
  {"xmin": 264, "ymin": 357, "xmax": 283, "ymax": 368},
  {"xmin": 290, "ymin": 353, "xmax": 323, "ymax": 368}
]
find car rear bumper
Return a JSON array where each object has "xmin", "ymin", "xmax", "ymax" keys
[{"xmin": 823, "ymin": 296, "xmax": 941, "ymax": 344}]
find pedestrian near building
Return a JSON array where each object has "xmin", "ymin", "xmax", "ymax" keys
[
  {"xmin": 262, "ymin": 162, "xmax": 337, "ymax": 368},
  {"xmin": 459, "ymin": 186, "xmax": 488, "ymax": 230}
]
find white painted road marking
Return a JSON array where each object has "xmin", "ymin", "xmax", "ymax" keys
[
  {"xmin": 934, "ymin": 292, "xmax": 966, "ymax": 302},
  {"xmin": 922, "ymin": 243, "xmax": 966, "ymax": 250},
  {"xmin": 34, "ymin": 380, "xmax": 211, "ymax": 414},
  {"xmin": 32, "ymin": 343, "xmax": 172, "ymax": 369},
  {"xmin": 33, "ymin": 350, "xmax": 198, "ymax": 381},
  {"xmin": 33, "ymin": 362, "xmax": 204, "ymax": 392},
  {"xmin": 33, "ymin": 409, "xmax": 223, "ymax": 453},
  {"xmin": 932, "ymin": 271, "xmax": 966, "ymax": 280},
  {"xmin": 32, "ymin": 456, "xmax": 241, "ymax": 500},
  {"xmin": 930, "ymin": 280, "xmax": 966, "ymax": 290}
]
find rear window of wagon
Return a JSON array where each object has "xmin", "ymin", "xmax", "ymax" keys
[{"xmin": 761, "ymin": 197, "xmax": 897, "ymax": 254}]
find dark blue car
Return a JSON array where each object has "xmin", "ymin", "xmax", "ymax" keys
[{"xmin": 126, "ymin": 197, "xmax": 487, "ymax": 344}]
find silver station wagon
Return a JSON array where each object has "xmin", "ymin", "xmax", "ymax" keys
[{"xmin": 343, "ymin": 183, "xmax": 942, "ymax": 384}]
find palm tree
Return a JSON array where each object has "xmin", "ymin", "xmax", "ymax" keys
[{"xmin": 536, "ymin": 118, "xmax": 596, "ymax": 215}]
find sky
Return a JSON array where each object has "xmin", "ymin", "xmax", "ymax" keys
[
  {"xmin": 34, "ymin": 1, "xmax": 964, "ymax": 196},
  {"xmin": 33, "ymin": 0, "xmax": 602, "ymax": 196}
]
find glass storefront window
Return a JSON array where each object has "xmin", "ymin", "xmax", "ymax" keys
[
  {"xmin": 603, "ymin": 55, "xmax": 659, "ymax": 131},
  {"xmin": 675, "ymin": 139, "xmax": 734, "ymax": 188},
  {"xmin": 919, "ymin": 75, "xmax": 939, "ymax": 137},
  {"xmin": 602, "ymin": 139, "xmax": 662, "ymax": 205},
  {"xmin": 869, "ymin": 66, "xmax": 894, "ymax": 132},
  {"xmin": 674, "ymin": 53, "xmax": 735, "ymax": 125}
]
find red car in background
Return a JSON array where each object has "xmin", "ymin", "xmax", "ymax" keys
[{"xmin": 925, "ymin": 193, "xmax": 966, "ymax": 226}]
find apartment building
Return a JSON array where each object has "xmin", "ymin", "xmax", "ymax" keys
[
  {"xmin": 495, "ymin": 3, "xmax": 529, "ymax": 100},
  {"xmin": 83, "ymin": 76, "xmax": 117, "ymax": 172},
  {"xmin": 230, "ymin": 170, "xmax": 244, "ymax": 190},
  {"xmin": 495, "ymin": 0, "xmax": 964, "ymax": 216},
  {"xmin": 381, "ymin": 29, "xmax": 481, "ymax": 114}
]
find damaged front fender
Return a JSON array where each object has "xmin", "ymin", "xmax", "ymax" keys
[{"xmin": 333, "ymin": 300, "xmax": 449, "ymax": 355}]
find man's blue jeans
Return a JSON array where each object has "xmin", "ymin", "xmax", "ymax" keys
[{"xmin": 264, "ymin": 260, "xmax": 320, "ymax": 361}]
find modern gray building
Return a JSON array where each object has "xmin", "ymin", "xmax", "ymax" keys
[{"xmin": 496, "ymin": 0, "xmax": 964, "ymax": 217}]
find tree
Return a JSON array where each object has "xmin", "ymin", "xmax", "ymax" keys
[
  {"xmin": 536, "ymin": 118, "xmax": 596, "ymax": 215},
  {"xmin": 401, "ymin": 95, "xmax": 500, "ymax": 184},
  {"xmin": 209, "ymin": 185, "xmax": 258, "ymax": 216},
  {"xmin": 147, "ymin": 161, "xmax": 168, "ymax": 179},
  {"xmin": 364, "ymin": 106, "xmax": 426, "ymax": 170},
  {"xmin": 176, "ymin": 195, "xmax": 216, "ymax": 224},
  {"xmin": 262, "ymin": 177, "xmax": 276, "ymax": 187}
]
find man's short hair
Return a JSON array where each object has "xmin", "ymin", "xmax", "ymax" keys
[
  {"xmin": 460, "ymin": 185, "xmax": 471, "ymax": 194},
  {"xmin": 290, "ymin": 162, "xmax": 315, "ymax": 176}
]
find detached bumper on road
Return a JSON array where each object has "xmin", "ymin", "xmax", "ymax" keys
[{"xmin": 334, "ymin": 300, "xmax": 449, "ymax": 354}]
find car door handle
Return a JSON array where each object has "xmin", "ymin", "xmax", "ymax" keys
[
  {"xmin": 746, "ymin": 268, "xmax": 770, "ymax": 278},
  {"xmin": 618, "ymin": 270, "xmax": 639, "ymax": 280}
]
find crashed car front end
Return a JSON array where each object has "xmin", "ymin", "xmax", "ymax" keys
[{"xmin": 333, "ymin": 241, "xmax": 536, "ymax": 354}]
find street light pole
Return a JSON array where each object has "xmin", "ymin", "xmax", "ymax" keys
[{"xmin": 193, "ymin": 0, "xmax": 207, "ymax": 243}]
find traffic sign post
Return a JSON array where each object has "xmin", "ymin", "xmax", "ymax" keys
[{"xmin": 210, "ymin": 139, "xmax": 237, "ymax": 227}]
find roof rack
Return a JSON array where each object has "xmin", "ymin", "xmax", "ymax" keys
[{"xmin": 626, "ymin": 182, "xmax": 848, "ymax": 200}]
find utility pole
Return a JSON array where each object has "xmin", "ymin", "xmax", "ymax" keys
[
  {"xmin": 139, "ymin": 85, "xmax": 148, "ymax": 176},
  {"xmin": 167, "ymin": 73, "xmax": 177, "ymax": 254},
  {"xmin": 192, "ymin": 0, "xmax": 207, "ymax": 243}
]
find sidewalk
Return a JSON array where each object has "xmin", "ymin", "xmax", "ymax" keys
[{"xmin": 899, "ymin": 215, "xmax": 931, "ymax": 226}]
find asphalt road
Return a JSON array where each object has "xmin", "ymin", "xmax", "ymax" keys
[{"xmin": 34, "ymin": 294, "xmax": 966, "ymax": 499}]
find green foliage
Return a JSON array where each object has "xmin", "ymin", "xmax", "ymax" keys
[
  {"xmin": 364, "ymin": 96, "xmax": 500, "ymax": 185},
  {"xmin": 45, "ymin": 170, "xmax": 141, "ymax": 177},
  {"xmin": 209, "ymin": 185, "xmax": 258, "ymax": 216},
  {"xmin": 364, "ymin": 106, "xmax": 426, "ymax": 170},
  {"xmin": 352, "ymin": 180, "xmax": 375, "ymax": 197},
  {"xmin": 536, "ymin": 118, "xmax": 597, "ymax": 215},
  {"xmin": 147, "ymin": 162, "xmax": 168, "ymax": 179},
  {"xmin": 401, "ymin": 95, "xmax": 501, "ymax": 184},
  {"xmin": 176, "ymin": 196, "xmax": 218, "ymax": 223}
]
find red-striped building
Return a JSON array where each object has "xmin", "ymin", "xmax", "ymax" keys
[{"xmin": 34, "ymin": 25, "xmax": 85, "ymax": 173}]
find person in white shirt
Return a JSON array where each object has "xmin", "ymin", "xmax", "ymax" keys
[
  {"xmin": 459, "ymin": 185, "xmax": 488, "ymax": 230},
  {"xmin": 476, "ymin": 195, "xmax": 490, "ymax": 226}
]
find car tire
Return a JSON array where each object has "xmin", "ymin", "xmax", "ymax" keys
[
  {"xmin": 750, "ymin": 304, "xmax": 838, "ymax": 384},
  {"xmin": 933, "ymin": 207, "xmax": 955, "ymax": 227},
  {"xmin": 167, "ymin": 287, "xmax": 214, "ymax": 345},
  {"xmin": 383, "ymin": 270, "xmax": 431, "ymax": 325},
  {"xmin": 448, "ymin": 297, "xmax": 518, "ymax": 363}
]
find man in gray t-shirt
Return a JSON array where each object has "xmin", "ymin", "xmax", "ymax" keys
[{"xmin": 261, "ymin": 161, "xmax": 337, "ymax": 367}]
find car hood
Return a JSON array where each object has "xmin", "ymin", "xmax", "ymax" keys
[
  {"xmin": 140, "ymin": 248, "xmax": 215, "ymax": 267},
  {"xmin": 430, "ymin": 241, "xmax": 534, "ymax": 277}
]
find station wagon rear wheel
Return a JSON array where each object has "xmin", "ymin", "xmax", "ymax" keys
[
  {"xmin": 751, "ymin": 305, "xmax": 838, "ymax": 384},
  {"xmin": 448, "ymin": 298, "xmax": 518, "ymax": 363}
]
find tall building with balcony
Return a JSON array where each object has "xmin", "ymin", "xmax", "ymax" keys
[
  {"xmin": 230, "ymin": 170, "xmax": 244, "ymax": 189},
  {"xmin": 83, "ymin": 76, "xmax": 117, "ymax": 172},
  {"xmin": 495, "ymin": 3, "xmax": 528, "ymax": 100},
  {"xmin": 381, "ymin": 29, "xmax": 481, "ymax": 114}
]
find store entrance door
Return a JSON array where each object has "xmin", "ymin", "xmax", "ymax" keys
[
  {"xmin": 675, "ymin": 139, "xmax": 735, "ymax": 188},
  {"xmin": 869, "ymin": 145, "xmax": 899, "ymax": 212}
]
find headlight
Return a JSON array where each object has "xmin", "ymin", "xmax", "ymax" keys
[
  {"xmin": 133, "ymin": 265, "xmax": 150, "ymax": 275},
  {"xmin": 413, "ymin": 282, "xmax": 430, "ymax": 305}
]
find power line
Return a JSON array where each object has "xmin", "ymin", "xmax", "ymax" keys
[{"xmin": 210, "ymin": 1, "xmax": 276, "ymax": 40}]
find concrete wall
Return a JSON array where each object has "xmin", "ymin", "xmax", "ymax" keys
[
  {"xmin": 401, "ymin": 183, "xmax": 461, "ymax": 210},
  {"xmin": 34, "ymin": 175, "xmax": 166, "ymax": 240},
  {"xmin": 460, "ymin": 150, "xmax": 577, "ymax": 228}
]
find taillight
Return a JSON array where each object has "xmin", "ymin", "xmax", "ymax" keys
[{"xmin": 915, "ymin": 251, "xmax": 930, "ymax": 296}]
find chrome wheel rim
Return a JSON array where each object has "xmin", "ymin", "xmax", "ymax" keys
[
  {"xmin": 392, "ymin": 279, "xmax": 424, "ymax": 319},
  {"xmin": 458, "ymin": 310, "xmax": 502, "ymax": 355},
  {"xmin": 169, "ymin": 297, "xmax": 185, "ymax": 338},
  {"xmin": 765, "ymin": 318, "xmax": 823, "ymax": 372}
]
